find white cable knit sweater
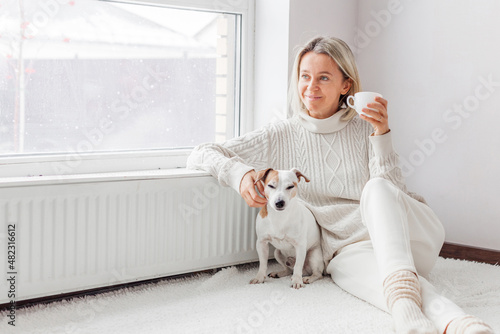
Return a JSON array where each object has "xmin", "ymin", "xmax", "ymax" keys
[{"xmin": 187, "ymin": 108, "xmax": 426, "ymax": 265}]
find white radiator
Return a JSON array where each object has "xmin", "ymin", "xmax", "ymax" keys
[{"xmin": 0, "ymin": 171, "xmax": 259, "ymax": 303}]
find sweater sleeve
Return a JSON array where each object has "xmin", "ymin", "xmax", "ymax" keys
[
  {"xmin": 186, "ymin": 123, "xmax": 277, "ymax": 193},
  {"xmin": 367, "ymin": 131, "xmax": 427, "ymax": 204}
]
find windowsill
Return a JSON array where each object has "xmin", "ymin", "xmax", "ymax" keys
[
  {"xmin": 0, "ymin": 149, "xmax": 193, "ymax": 179},
  {"xmin": 0, "ymin": 168, "xmax": 211, "ymax": 188}
]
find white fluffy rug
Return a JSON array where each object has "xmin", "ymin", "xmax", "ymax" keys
[{"xmin": 1, "ymin": 257, "xmax": 499, "ymax": 334}]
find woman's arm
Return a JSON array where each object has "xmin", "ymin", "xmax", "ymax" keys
[
  {"xmin": 367, "ymin": 131, "xmax": 408, "ymax": 189},
  {"xmin": 187, "ymin": 122, "xmax": 278, "ymax": 205}
]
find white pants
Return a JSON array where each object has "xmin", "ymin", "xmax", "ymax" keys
[{"xmin": 327, "ymin": 178, "xmax": 466, "ymax": 333}]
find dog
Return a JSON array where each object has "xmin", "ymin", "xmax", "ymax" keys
[{"xmin": 249, "ymin": 168, "xmax": 324, "ymax": 289}]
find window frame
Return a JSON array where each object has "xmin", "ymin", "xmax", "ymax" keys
[{"xmin": 0, "ymin": 0, "xmax": 255, "ymax": 178}]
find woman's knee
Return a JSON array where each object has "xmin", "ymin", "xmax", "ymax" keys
[
  {"xmin": 361, "ymin": 177, "xmax": 396, "ymax": 202},
  {"xmin": 360, "ymin": 177, "xmax": 399, "ymax": 217}
]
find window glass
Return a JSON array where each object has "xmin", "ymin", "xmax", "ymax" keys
[{"xmin": 0, "ymin": 0, "xmax": 239, "ymax": 156}]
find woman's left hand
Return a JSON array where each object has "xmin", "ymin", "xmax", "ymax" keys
[{"xmin": 359, "ymin": 96, "xmax": 390, "ymax": 136}]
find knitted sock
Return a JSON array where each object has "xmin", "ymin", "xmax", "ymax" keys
[
  {"xmin": 383, "ymin": 270, "xmax": 438, "ymax": 334},
  {"xmin": 445, "ymin": 315, "xmax": 494, "ymax": 334}
]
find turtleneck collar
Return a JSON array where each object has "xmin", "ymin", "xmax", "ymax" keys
[{"xmin": 296, "ymin": 108, "xmax": 351, "ymax": 134}]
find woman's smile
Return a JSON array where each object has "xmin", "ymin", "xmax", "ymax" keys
[{"xmin": 305, "ymin": 94, "xmax": 322, "ymax": 101}]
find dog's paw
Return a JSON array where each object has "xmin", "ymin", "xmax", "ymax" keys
[
  {"xmin": 291, "ymin": 281, "xmax": 305, "ymax": 289},
  {"xmin": 249, "ymin": 276, "xmax": 265, "ymax": 284},
  {"xmin": 268, "ymin": 272, "xmax": 280, "ymax": 278},
  {"xmin": 302, "ymin": 275, "xmax": 320, "ymax": 284},
  {"xmin": 291, "ymin": 276, "xmax": 305, "ymax": 289}
]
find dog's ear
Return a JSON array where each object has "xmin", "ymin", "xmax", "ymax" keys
[
  {"xmin": 254, "ymin": 168, "xmax": 274, "ymax": 185},
  {"xmin": 291, "ymin": 168, "xmax": 310, "ymax": 183}
]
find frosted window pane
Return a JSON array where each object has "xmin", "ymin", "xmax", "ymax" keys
[{"xmin": 0, "ymin": 1, "xmax": 238, "ymax": 156}]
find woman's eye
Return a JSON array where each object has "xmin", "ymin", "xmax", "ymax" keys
[
  {"xmin": 268, "ymin": 184, "xmax": 275, "ymax": 189},
  {"xmin": 286, "ymin": 185, "xmax": 294, "ymax": 190},
  {"xmin": 320, "ymin": 76, "xmax": 329, "ymax": 81},
  {"xmin": 301, "ymin": 74, "xmax": 309, "ymax": 79}
]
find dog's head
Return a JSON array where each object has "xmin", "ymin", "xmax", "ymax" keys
[{"xmin": 254, "ymin": 168, "xmax": 310, "ymax": 212}]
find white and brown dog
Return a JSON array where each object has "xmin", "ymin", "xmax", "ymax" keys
[{"xmin": 249, "ymin": 168, "xmax": 324, "ymax": 289}]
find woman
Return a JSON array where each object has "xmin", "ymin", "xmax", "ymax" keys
[{"xmin": 187, "ymin": 36, "xmax": 493, "ymax": 334}]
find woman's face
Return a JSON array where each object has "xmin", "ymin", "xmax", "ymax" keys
[{"xmin": 298, "ymin": 52, "xmax": 351, "ymax": 119}]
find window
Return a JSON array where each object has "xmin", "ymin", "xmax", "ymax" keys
[{"xmin": 0, "ymin": 0, "xmax": 253, "ymax": 176}]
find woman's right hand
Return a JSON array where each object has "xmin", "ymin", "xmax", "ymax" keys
[{"xmin": 239, "ymin": 170, "xmax": 267, "ymax": 208}]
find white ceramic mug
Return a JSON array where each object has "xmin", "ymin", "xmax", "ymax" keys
[{"xmin": 346, "ymin": 92, "xmax": 382, "ymax": 117}]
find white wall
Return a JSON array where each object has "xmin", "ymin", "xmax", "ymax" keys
[
  {"xmin": 356, "ymin": 0, "xmax": 500, "ymax": 250},
  {"xmin": 253, "ymin": 0, "xmax": 500, "ymax": 251},
  {"xmin": 253, "ymin": 0, "xmax": 290, "ymax": 129},
  {"xmin": 253, "ymin": 0, "xmax": 358, "ymax": 128},
  {"xmin": 288, "ymin": 0, "xmax": 358, "ymax": 76}
]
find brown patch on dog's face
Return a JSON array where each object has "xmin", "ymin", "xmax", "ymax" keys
[
  {"xmin": 265, "ymin": 170, "xmax": 279, "ymax": 187},
  {"xmin": 255, "ymin": 169, "xmax": 278, "ymax": 185},
  {"xmin": 255, "ymin": 169, "xmax": 279, "ymax": 198}
]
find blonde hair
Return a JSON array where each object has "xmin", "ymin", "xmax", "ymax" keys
[{"xmin": 288, "ymin": 36, "xmax": 361, "ymax": 121}]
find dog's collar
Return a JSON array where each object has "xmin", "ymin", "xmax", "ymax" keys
[{"xmin": 297, "ymin": 108, "xmax": 350, "ymax": 134}]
